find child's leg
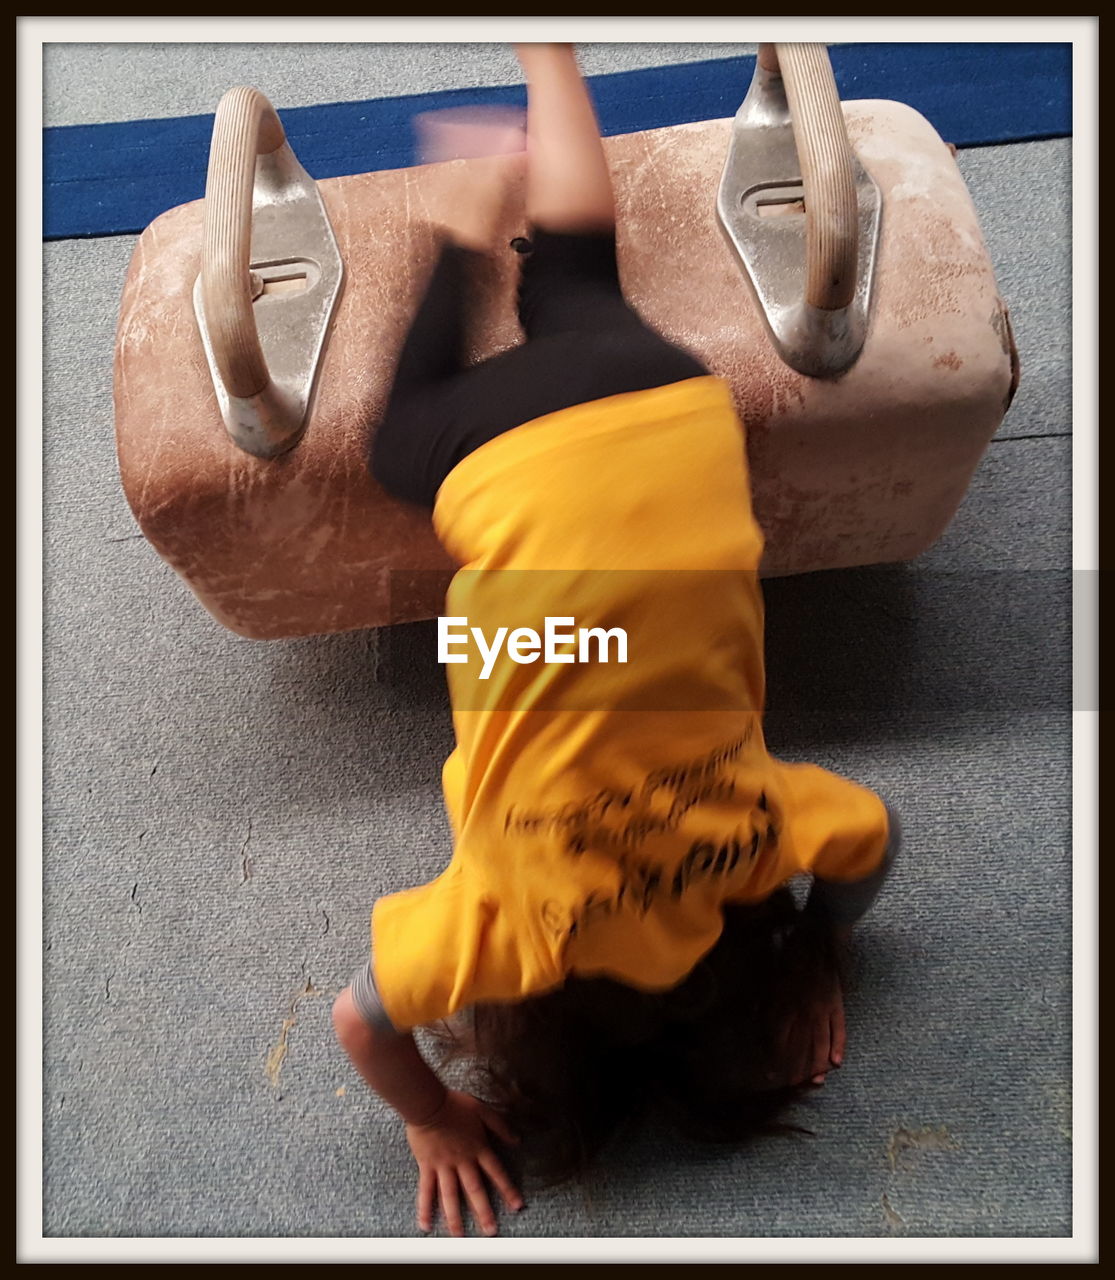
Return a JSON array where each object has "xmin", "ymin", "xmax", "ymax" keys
[
  {"xmin": 512, "ymin": 44, "xmax": 705, "ymax": 365},
  {"xmin": 515, "ymin": 43, "xmax": 615, "ymax": 235},
  {"xmin": 382, "ymin": 145, "xmax": 526, "ymax": 401},
  {"xmin": 371, "ymin": 142, "xmax": 525, "ymax": 505},
  {"xmin": 371, "ymin": 45, "xmax": 707, "ymax": 510},
  {"xmin": 513, "ymin": 42, "xmax": 623, "ymax": 338},
  {"xmin": 385, "ymin": 242, "xmax": 474, "ymax": 395},
  {"xmin": 369, "ymin": 241, "xmax": 477, "ymax": 506}
]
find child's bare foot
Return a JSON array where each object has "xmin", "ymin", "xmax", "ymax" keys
[
  {"xmin": 415, "ymin": 105, "xmax": 527, "ymax": 165},
  {"xmin": 415, "ymin": 107, "xmax": 527, "ymax": 252}
]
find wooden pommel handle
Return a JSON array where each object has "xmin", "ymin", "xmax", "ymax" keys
[
  {"xmin": 201, "ymin": 87, "xmax": 287, "ymax": 398},
  {"xmin": 763, "ymin": 43, "xmax": 859, "ymax": 312}
]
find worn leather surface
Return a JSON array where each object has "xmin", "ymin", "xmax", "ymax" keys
[{"xmin": 114, "ymin": 101, "xmax": 1015, "ymax": 639}]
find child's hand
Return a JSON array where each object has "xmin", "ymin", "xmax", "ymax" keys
[
  {"xmin": 773, "ymin": 965, "xmax": 847, "ymax": 1088},
  {"xmin": 405, "ymin": 1089, "xmax": 524, "ymax": 1237},
  {"xmin": 766, "ymin": 917, "xmax": 848, "ymax": 1089}
]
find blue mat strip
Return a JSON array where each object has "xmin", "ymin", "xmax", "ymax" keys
[{"xmin": 44, "ymin": 42, "xmax": 1071, "ymax": 241}]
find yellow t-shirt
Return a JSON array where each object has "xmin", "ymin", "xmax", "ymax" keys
[{"xmin": 371, "ymin": 375, "xmax": 890, "ymax": 1031}]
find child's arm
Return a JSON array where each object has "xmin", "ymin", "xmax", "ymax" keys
[
  {"xmin": 805, "ymin": 803, "xmax": 902, "ymax": 941},
  {"xmin": 332, "ymin": 984, "xmax": 449, "ymax": 1124},
  {"xmin": 332, "ymin": 980, "xmax": 523, "ymax": 1237},
  {"xmin": 768, "ymin": 804, "xmax": 900, "ymax": 1086}
]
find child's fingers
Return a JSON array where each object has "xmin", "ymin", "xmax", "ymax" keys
[
  {"xmin": 768, "ymin": 1011, "xmax": 803, "ymax": 1086},
  {"xmin": 478, "ymin": 1148, "xmax": 525, "ymax": 1213},
  {"xmin": 416, "ymin": 1165, "xmax": 437, "ymax": 1233},
  {"xmin": 811, "ymin": 1009, "xmax": 833, "ymax": 1081},
  {"xmin": 458, "ymin": 1162, "xmax": 499, "ymax": 1237},
  {"xmin": 437, "ymin": 1169, "xmax": 465, "ymax": 1238},
  {"xmin": 831, "ymin": 996, "xmax": 846, "ymax": 1067}
]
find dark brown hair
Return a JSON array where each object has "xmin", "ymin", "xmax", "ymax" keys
[{"xmin": 431, "ymin": 890, "xmax": 844, "ymax": 1187}]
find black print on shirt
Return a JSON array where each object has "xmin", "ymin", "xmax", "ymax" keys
[
  {"xmin": 518, "ymin": 727, "xmax": 779, "ymax": 941},
  {"xmin": 504, "ymin": 724, "xmax": 756, "ymax": 857}
]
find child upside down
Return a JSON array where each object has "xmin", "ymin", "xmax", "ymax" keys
[{"xmin": 332, "ymin": 43, "xmax": 899, "ymax": 1238}]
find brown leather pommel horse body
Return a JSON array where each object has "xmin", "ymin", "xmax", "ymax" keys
[{"xmin": 113, "ymin": 45, "xmax": 1019, "ymax": 640}]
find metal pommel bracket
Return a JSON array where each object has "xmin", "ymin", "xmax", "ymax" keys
[
  {"xmin": 193, "ymin": 87, "xmax": 344, "ymax": 459},
  {"xmin": 716, "ymin": 43, "xmax": 881, "ymax": 378}
]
